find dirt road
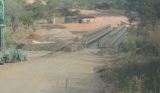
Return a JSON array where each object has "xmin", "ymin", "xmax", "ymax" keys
[{"xmin": 0, "ymin": 49, "xmax": 105, "ymax": 93}]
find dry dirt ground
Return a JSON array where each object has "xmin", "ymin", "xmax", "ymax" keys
[
  {"xmin": 0, "ymin": 49, "xmax": 108, "ymax": 93},
  {"xmin": 62, "ymin": 9, "xmax": 129, "ymax": 31}
]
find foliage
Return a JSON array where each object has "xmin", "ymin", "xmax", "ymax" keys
[
  {"xmin": 5, "ymin": 0, "xmax": 23, "ymax": 32},
  {"xmin": 4, "ymin": 0, "xmax": 128, "ymax": 28},
  {"xmin": 20, "ymin": 11, "xmax": 34, "ymax": 28},
  {"xmin": 127, "ymin": 0, "xmax": 160, "ymax": 29},
  {"xmin": 46, "ymin": 0, "xmax": 127, "ymax": 10},
  {"xmin": 24, "ymin": 1, "xmax": 49, "ymax": 20},
  {"xmin": 73, "ymin": 10, "xmax": 81, "ymax": 16},
  {"xmin": 119, "ymin": 35, "xmax": 149, "ymax": 52},
  {"xmin": 94, "ymin": 2, "xmax": 110, "ymax": 10},
  {"xmin": 3, "ymin": 0, "xmax": 128, "ymax": 33},
  {"xmin": 46, "ymin": 0, "xmax": 57, "ymax": 17},
  {"xmin": 103, "ymin": 53, "xmax": 160, "ymax": 93},
  {"xmin": 149, "ymin": 28, "xmax": 160, "ymax": 56},
  {"xmin": 5, "ymin": 40, "xmax": 16, "ymax": 49},
  {"xmin": 59, "ymin": 8, "xmax": 73, "ymax": 16},
  {"xmin": 107, "ymin": 9, "xmax": 126, "ymax": 16}
]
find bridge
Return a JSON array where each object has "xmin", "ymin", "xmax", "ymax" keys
[{"xmin": 64, "ymin": 24, "xmax": 128, "ymax": 52}]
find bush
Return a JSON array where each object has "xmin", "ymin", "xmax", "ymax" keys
[
  {"xmin": 103, "ymin": 54, "xmax": 160, "ymax": 93},
  {"xmin": 59, "ymin": 8, "xmax": 74, "ymax": 17},
  {"xmin": 20, "ymin": 11, "xmax": 34, "ymax": 28},
  {"xmin": 149, "ymin": 28, "xmax": 160, "ymax": 56},
  {"xmin": 5, "ymin": 40, "xmax": 16, "ymax": 49},
  {"xmin": 119, "ymin": 35, "xmax": 149, "ymax": 52}
]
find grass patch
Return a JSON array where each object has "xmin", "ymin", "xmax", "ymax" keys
[
  {"xmin": 100, "ymin": 28, "xmax": 160, "ymax": 92},
  {"xmin": 119, "ymin": 35, "xmax": 149, "ymax": 52},
  {"xmin": 102, "ymin": 54, "xmax": 160, "ymax": 93},
  {"xmin": 107, "ymin": 8, "xmax": 126, "ymax": 16},
  {"xmin": 5, "ymin": 40, "xmax": 16, "ymax": 49}
]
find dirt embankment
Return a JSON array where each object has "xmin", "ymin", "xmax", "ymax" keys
[
  {"xmin": 17, "ymin": 40, "xmax": 72, "ymax": 51},
  {"xmin": 48, "ymin": 25, "xmax": 66, "ymax": 30},
  {"xmin": 26, "ymin": 34, "xmax": 43, "ymax": 40}
]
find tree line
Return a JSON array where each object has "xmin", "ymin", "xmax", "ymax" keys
[
  {"xmin": 127, "ymin": 0, "xmax": 160, "ymax": 29},
  {"xmin": 4, "ymin": 0, "xmax": 128, "ymax": 31},
  {"xmin": 6, "ymin": 0, "xmax": 160, "ymax": 32}
]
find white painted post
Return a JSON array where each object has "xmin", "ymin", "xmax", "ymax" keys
[{"xmin": 54, "ymin": 18, "xmax": 56, "ymax": 24}]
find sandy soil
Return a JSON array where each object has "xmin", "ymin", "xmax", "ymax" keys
[
  {"xmin": 62, "ymin": 16, "xmax": 129, "ymax": 31},
  {"xmin": 62, "ymin": 9, "xmax": 129, "ymax": 31},
  {"xmin": 0, "ymin": 49, "xmax": 106, "ymax": 93}
]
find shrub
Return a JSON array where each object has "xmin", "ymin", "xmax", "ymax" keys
[
  {"xmin": 149, "ymin": 28, "xmax": 160, "ymax": 56},
  {"xmin": 119, "ymin": 35, "xmax": 149, "ymax": 52},
  {"xmin": 5, "ymin": 40, "xmax": 16, "ymax": 49},
  {"xmin": 103, "ymin": 54, "xmax": 160, "ymax": 93},
  {"xmin": 107, "ymin": 8, "xmax": 126, "ymax": 16}
]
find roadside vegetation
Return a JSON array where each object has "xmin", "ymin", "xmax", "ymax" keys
[{"xmin": 99, "ymin": 0, "xmax": 160, "ymax": 93}]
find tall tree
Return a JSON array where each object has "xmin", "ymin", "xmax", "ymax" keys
[
  {"xmin": 5, "ymin": 0, "xmax": 23, "ymax": 32},
  {"xmin": 127, "ymin": 0, "xmax": 160, "ymax": 29},
  {"xmin": 24, "ymin": 1, "xmax": 48, "ymax": 20}
]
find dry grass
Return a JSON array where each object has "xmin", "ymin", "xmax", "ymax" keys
[
  {"xmin": 102, "ymin": 9, "xmax": 126, "ymax": 16},
  {"xmin": 97, "ymin": 48, "xmax": 118, "ymax": 56},
  {"xmin": 100, "ymin": 25, "xmax": 160, "ymax": 93},
  {"xmin": 149, "ymin": 28, "xmax": 160, "ymax": 56},
  {"xmin": 5, "ymin": 26, "xmax": 34, "ymax": 41},
  {"xmin": 101, "ymin": 53, "xmax": 160, "ymax": 93}
]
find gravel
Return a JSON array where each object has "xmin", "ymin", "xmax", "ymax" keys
[{"xmin": 50, "ymin": 29, "xmax": 72, "ymax": 35}]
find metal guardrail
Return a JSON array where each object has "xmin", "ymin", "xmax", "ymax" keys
[
  {"xmin": 63, "ymin": 24, "xmax": 112, "ymax": 51},
  {"xmin": 84, "ymin": 25, "xmax": 111, "ymax": 42},
  {"xmin": 85, "ymin": 26, "xmax": 112, "ymax": 48},
  {"xmin": 110, "ymin": 28, "xmax": 127, "ymax": 45},
  {"xmin": 86, "ymin": 24, "xmax": 128, "ymax": 49},
  {"xmin": 111, "ymin": 25, "xmax": 126, "ymax": 39},
  {"xmin": 108, "ymin": 24, "xmax": 128, "ymax": 48},
  {"xmin": 63, "ymin": 24, "xmax": 127, "ymax": 51}
]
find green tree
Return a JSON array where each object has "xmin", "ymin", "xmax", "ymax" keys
[
  {"xmin": 5, "ymin": 0, "xmax": 23, "ymax": 32},
  {"xmin": 59, "ymin": 8, "xmax": 73, "ymax": 16},
  {"xmin": 127, "ymin": 0, "xmax": 160, "ymax": 29},
  {"xmin": 46, "ymin": 0, "xmax": 57, "ymax": 17},
  {"xmin": 20, "ymin": 11, "xmax": 33, "ymax": 28},
  {"xmin": 24, "ymin": 1, "xmax": 48, "ymax": 20},
  {"xmin": 73, "ymin": 10, "xmax": 81, "ymax": 16}
]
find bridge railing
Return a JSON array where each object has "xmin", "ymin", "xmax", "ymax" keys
[
  {"xmin": 85, "ymin": 26, "xmax": 112, "ymax": 48},
  {"xmin": 85, "ymin": 24, "xmax": 128, "ymax": 49},
  {"xmin": 63, "ymin": 24, "xmax": 127, "ymax": 51},
  {"xmin": 84, "ymin": 24, "xmax": 111, "ymax": 42},
  {"xmin": 108, "ymin": 24, "xmax": 128, "ymax": 48},
  {"xmin": 63, "ymin": 24, "xmax": 112, "ymax": 51}
]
